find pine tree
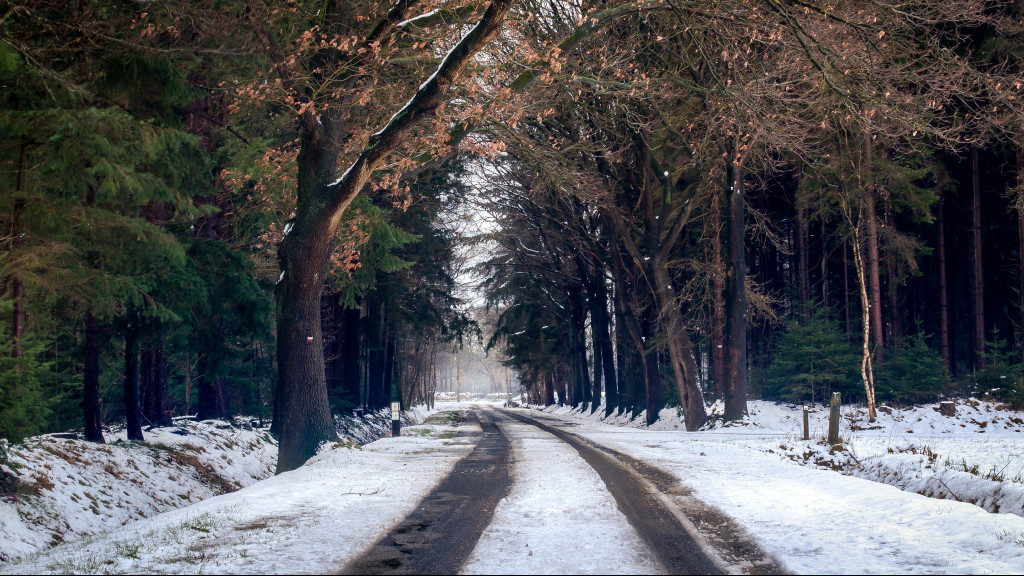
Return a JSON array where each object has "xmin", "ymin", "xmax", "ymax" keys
[
  {"xmin": 763, "ymin": 306, "xmax": 861, "ymax": 404},
  {"xmin": 0, "ymin": 299, "xmax": 52, "ymax": 441},
  {"xmin": 876, "ymin": 330, "xmax": 951, "ymax": 404}
]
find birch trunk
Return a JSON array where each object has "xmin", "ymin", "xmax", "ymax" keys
[{"xmin": 851, "ymin": 214, "xmax": 878, "ymax": 422}]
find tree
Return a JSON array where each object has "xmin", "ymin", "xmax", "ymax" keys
[
  {"xmin": 246, "ymin": 0, "xmax": 516, "ymax": 472},
  {"xmin": 876, "ymin": 330, "xmax": 950, "ymax": 404},
  {"xmin": 763, "ymin": 305, "xmax": 860, "ymax": 404}
]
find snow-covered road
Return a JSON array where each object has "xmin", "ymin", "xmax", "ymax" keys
[
  {"xmin": 5, "ymin": 401, "xmax": 1024, "ymax": 574},
  {"xmin": 461, "ymin": 411, "xmax": 665, "ymax": 575}
]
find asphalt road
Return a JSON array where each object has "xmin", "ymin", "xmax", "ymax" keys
[{"xmin": 341, "ymin": 406, "xmax": 743, "ymax": 575}]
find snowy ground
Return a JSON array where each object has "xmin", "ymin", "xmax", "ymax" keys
[
  {"xmin": 0, "ymin": 407, "xmax": 430, "ymax": 564},
  {"xmin": 0, "ymin": 417, "xmax": 277, "ymax": 562},
  {"xmin": 531, "ymin": 399, "xmax": 1024, "ymax": 574},
  {"xmin": 461, "ymin": 414, "xmax": 663, "ymax": 575},
  {"xmin": 3, "ymin": 399, "xmax": 1024, "ymax": 574},
  {"xmin": 1, "ymin": 408, "xmax": 463, "ymax": 574}
]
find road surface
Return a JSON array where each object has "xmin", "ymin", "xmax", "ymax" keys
[{"xmin": 343, "ymin": 406, "xmax": 782, "ymax": 575}]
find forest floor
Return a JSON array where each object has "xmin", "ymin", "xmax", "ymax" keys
[{"xmin": 1, "ymin": 397, "xmax": 1023, "ymax": 574}]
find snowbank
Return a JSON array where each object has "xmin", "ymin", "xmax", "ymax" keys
[
  {"xmin": 0, "ymin": 407, "xmax": 434, "ymax": 563},
  {"xmin": 525, "ymin": 400, "xmax": 1024, "ymax": 574},
  {"xmin": 2, "ymin": 409, "xmax": 467, "ymax": 574},
  {"xmin": 528, "ymin": 398, "xmax": 1024, "ymax": 518}
]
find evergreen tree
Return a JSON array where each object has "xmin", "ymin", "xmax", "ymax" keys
[
  {"xmin": 875, "ymin": 330, "xmax": 951, "ymax": 404},
  {"xmin": 763, "ymin": 307, "xmax": 861, "ymax": 404},
  {"xmin": 0, "ymin": 299, "xmax": 52, "ymax": 441},
  {"xmin": 973, "ymin": 329, "xmax": 1023, "ymax": 400}
]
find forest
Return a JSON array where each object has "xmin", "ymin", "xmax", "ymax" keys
[{"xmin": 3, "ymin": 0, "xmax": 1024, "ymax": 474}]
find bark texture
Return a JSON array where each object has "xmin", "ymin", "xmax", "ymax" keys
[
  {"xmin": 938, "ymin": 195, "xmax": 951, "ymax": 368},
  {"xmin": 863, "ymin": 132, "xmax": 884, "ymax": 362},
  {"xmin": 724, "ymin": 162, "xmax": 748, "ymax": 421},
  {"xmin": 710, "ymin": 187, "xmax": 727, "ymax": 402}
]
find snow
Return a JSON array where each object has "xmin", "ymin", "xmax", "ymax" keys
[
  {"xmin": 0, "ymin": 409, "xmax": 431, "ymax": 565},
  {"xmin": 396, "ymin": 9, "xmax": 439, "ymax": 29},
  {"xmin": 525, "ymin": 399, "xmax": 1024, "ymax": 574},
  {"xmin": 327, "ymin": 162, "xmax": 355, "ymax": 188},
  {"xmin": 0, "ymin": 418, "xmax": 277, "ymax": 562},
  {"xmin": 462, "ymin": 415, "xmax": 663, "ymax": 575},
  {"xmin": 369, "ymin": 35, "xmax": 463, "ymax": 139},
  {"xmin": 3, "ymin": 413, "xmax": 472, "ymax": 574},
  {"xmin": 4, "ymin": 399, "xmax": 1024, "ymax": 574}
]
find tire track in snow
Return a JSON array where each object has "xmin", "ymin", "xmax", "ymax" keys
[
  {"xmin": 502, "ymin": 409, "xmax": 748, "ymax": 575},
  {"xmin": 341, "ymin": 409, "xmax": 512, "ymax": 575},
  {"xmin": 460, "ymin": 408, "xmax": 665, "ymax": 575}
]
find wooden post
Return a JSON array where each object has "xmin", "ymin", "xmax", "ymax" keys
[
  {"xmin": 391, "ymin": 401, "xmax": 401, "ymax": 437},
  {"xmin": 802, "ymin": 405, "xmax": 810, "ymax": 440},
  {"xmin": 828, "ymin": 393, "xmax": 841, "ymax": 445}
]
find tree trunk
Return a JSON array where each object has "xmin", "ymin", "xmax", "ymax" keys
[
  {"xmin": 1018, "ymin": 148, "xmax": 1024, "ymax": 367},
  {"xmin": 196, "ymin": 319, "xmax": 231, "ymax": 422},
  {"xmin": 887, "ymin": 257, "xmax": 902, "ymax": 345},
  {"xmin": 262, "ymin": 0, "xmax": 514, "ymax": 473},
  {"xmin": 384, "ymin": 328, "xmax": 397, "ymax": 408},
  {"xmin": 821, "ymin": 217, "xmax": 829, "ymax": 307},
  {"xmin": 850, "ymin": 212, "xmax": 878, "ymax": 422},
  {"xmin": 568, "ymin": 283, "xmax": 589, "ymax": 409},
  {"xmin": 649, "ymin": 262, "xmax": 703, "ymax": 427},
  {"xmin": 843, "ymin": 238, "xmax": 851, "ymax": 338},
  {"xmin": 124, "ymin": 327, "xmax": 144, "ymax": 441},
  {"xmin": 150, "ymin": 339, "xmax": 171, "ymax": 426},
  {"xmin": 592, "ymin": 272, "xmax": 617, "ymax": 416},
  {"xmin": 938, "ymin": 194, "xmax": 951, "ymax": 369},
  {"xmin": 196, "ymin": 363, "xmax": 230, "ymax": 421},
  {"xmin": 274, "ymin": 215, "xmax": 338, "ymax": 471},
  {"xmin": 972, "ymin": 146, "xmax": 985, "ymax": 370},
  {"xmin": 710, "ymin": 185, "xmax": 727, "ymax": 403},
  {"xmin": 589, "ymin": 276, "xmax": 604, "ymax": 413},
  {"xmin": 559, "ymin": 368, "xmax": 569, "ymax": 407},
  {"xmin": 83, "ymin": 312, "xmax": 104, "ymax": 443},
  {"xmin": 141, "ymin": 347, "xmax": 155, "ymax": 425},
  {"xmin": 724, "ymin": 162, "xmax": 748, "ymax": 422},
  {"xmin": 365, "ymin": 292, "xmax": 386, "ymax": 410},
  {"xmin": 641, "ymin": 310, "xmax": 663, "ymax": 425},
  {"xmin": 341, "ymin": 303, "xmax": 362, "ymax": 410},
  {"xmin": 863, "ymin": 132, "xmax": 884, "ymax": 362},
  {"xmin": 615, "ymin": 301, "xmax": 638, "ymax": 417},
  {"xmin": 611, "ymin": 243, "xmax": 647, "ymax": 417},
  {"xmin": 322, "ymin": 292, "xmax": 341, "ymax": 402},
  {"xmin": 184, "ymin": 348, "xmax": 193, "ymax": 414},
  {"xmin": 796, "ymin": 203, "xmax": 809, "ymax": 310}
]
